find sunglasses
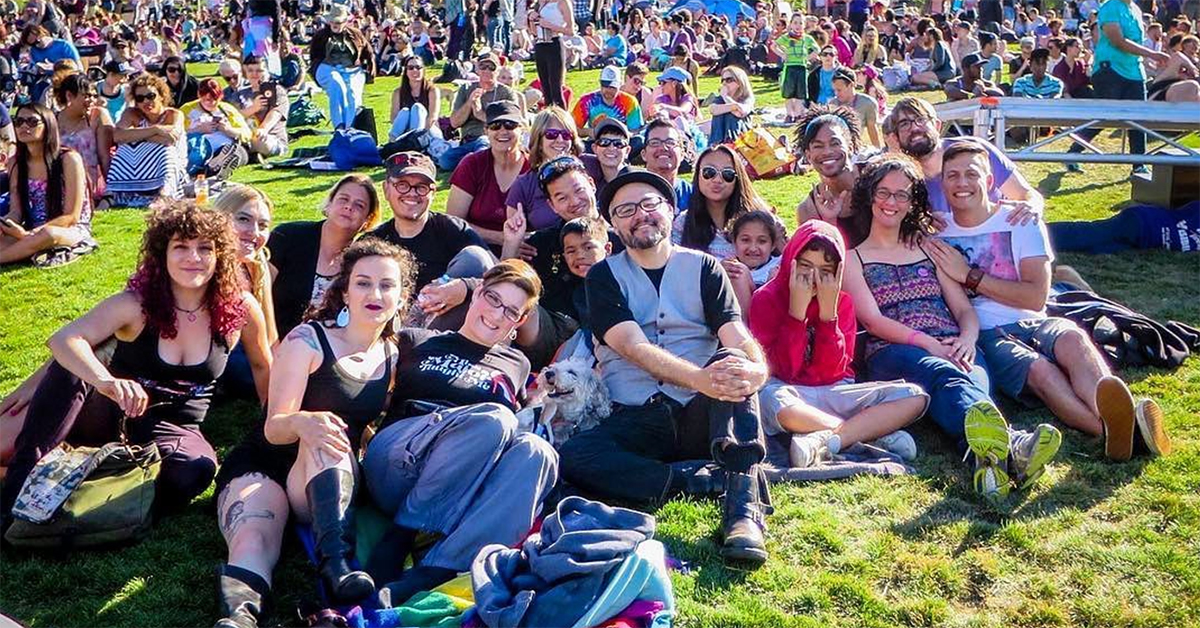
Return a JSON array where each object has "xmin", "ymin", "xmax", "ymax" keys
[
  {"xmin": 488, "ymin": 120, "xmax": 520, "ymax": 131},
  {"xmin": 595, "ymin": 137, "xmax": 628, "ymax": 148},
  {"xmin": 166, "ymin": 66, "xmax": 182, "ymax": 73},
  {"xmin": 406, "ymin": 64, "xmax": 424, "ymax": 71},
  {"xmin": 133, "ymin": 91, "xmax": 159, "ymax": 103},
  {"xmin": 543, "ymin": 128, "xmax": 573, "ymax": 141},
  {"xmin": 721, "ymin": 76, "xmax": 737, "ymax": 83},
  {"xmin": 13, "ymin": 116, "xmax": 44, "ymax": 128},
  {"xmin": 821, "ymin": 52, "xmax": 836, "ymax": 57},
  {"xmin": 478, "ymin": 62, "xmax": 497, "ymax": 71},
  {"xmin": 700, "ymin": 166, "xmax": 737, "ymax": 183}
]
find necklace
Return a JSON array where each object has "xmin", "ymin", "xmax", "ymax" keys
[{"xmin": 175, "ymin": 303, "xmax": 203, "ymax": 323}]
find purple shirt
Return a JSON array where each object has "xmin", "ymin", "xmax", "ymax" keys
[
  {"xmin": 927, "ymin": 137, "xmax": 1016, "ymax": 214},
  {"xmin": 504, "ymin": 154, "xmax": 606, "ymax": 231}
]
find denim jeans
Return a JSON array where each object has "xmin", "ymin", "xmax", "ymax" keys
[
  {"xmin": 866, "ymin": 343, "xmax": 993, "ymax": 452},
  {"xmin": 315, "ymin": 63, "xmax": 366, "ymax": 129},
  {"xmin": 388, "ymin": 103, "xmax": 429, "ymax": 141},
  {"xmin": 437, "ymin": 135, "xmax": 489, "ymax": 171},
  {"xmin": 486, "ymin": 17, "xmax": 512, "ymax": 54}
]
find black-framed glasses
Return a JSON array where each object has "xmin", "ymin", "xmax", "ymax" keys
[
  {"xmin": 133, "ymin": 91, "xmax": 159, "ymax": 103},
  {"xmin": 610, "ymin": 195, "xmax": 667, "ymax": 220},
  {"xmin": 388, "ymin": 179, "xmax": 433, "ymax": 196},
  {"xmin": 595, "ymin": 137, "xmax": 628, "ymax": 148},
  {"xmin": 481, "ymin": 288, "xmax": 524, "ymax": 322},
  {"xmin": 873, "ymin": 188, "xmax": 913, "ymax": 205},
  {"xmin": 893, "ymin": 116, "xmax": 928, "ymax": 132},
  {"xmin": 13, "ymin": 116, "xmax": 44, "ymax": 128},
  {"xmin": 221, "ymin": 74, "xmax": 237, "ymax": 83},
  {"xmin": 488, "ymin": 120, "xmax": 520, "ymax": 131},
  {"xmin": 700, "ymin": 166, "xmax": 737, "ymax": 182},
  {"xmin": 646, "ymin": 138, "xmax": 679, "ymax": 149}
]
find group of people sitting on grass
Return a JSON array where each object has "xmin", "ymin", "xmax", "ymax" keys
[{"xmin": 2, "ymin": 81, "xmax": 1186, "ymax": 626}]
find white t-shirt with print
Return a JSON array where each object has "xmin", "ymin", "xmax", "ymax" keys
[{"xmin": 938, "ymin": 209, "xmax": 1055, "ymax": 330}]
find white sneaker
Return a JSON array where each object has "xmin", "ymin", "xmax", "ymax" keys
[
  {"xmin": 789, "ymin": 430, "xmax": 838, "ymax": 468},
  {"xmin": 869, "ymin": 430, "xmax": 918, "ymax": 461}
]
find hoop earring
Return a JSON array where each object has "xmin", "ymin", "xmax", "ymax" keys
[{"xmin": 336, "ymin": 307, "xmax": 350, "ymax": 328}]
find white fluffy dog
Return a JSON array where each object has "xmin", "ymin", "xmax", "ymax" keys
[{"xmin": 516, "ymin": 357, "xmax": 611, "ymax": 446}]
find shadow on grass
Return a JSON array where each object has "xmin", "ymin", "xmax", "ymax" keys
[{"xmin": 1036, "ymin": 170, "xmax": 1131, "ymax": 198}]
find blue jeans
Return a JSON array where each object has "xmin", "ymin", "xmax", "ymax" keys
[
  {"xmin": 437, "ymin": 135, "xmax": 489, "ymax": 171},
  {"xmin": 486, "ymin": 17, "xmax": 512, "ymax": 54},
  {"xmin": 866, "ymin": 343, "xmax": 993, "ymax": 452},
  {"xmin": 315, "ymin": 63, "xmax": 366, "ymax": 129},
  {"xmin": 388, "ymin": 103, "xmax": 429, "ymax": 141}
]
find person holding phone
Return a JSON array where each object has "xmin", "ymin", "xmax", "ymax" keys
[{"xmin": 235, "ymin": 54, "xmax": 289, "ymax": 160}]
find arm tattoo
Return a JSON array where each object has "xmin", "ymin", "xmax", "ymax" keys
[
  {"xmin": 221, "ymin": 499, "xmax": 277, "ymax": 536},
  {"xmin": 287, "ymin": 325, "xmax": 320, "ymax": 353}
]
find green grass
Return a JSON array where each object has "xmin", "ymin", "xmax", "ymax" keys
[{"xmin": 2, "ymin": 64, "xmax": 1198, "ymax": 628}]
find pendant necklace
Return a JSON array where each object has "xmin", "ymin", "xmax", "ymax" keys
[{"xmin": 176, "ymin": 303, "xmax": 203, "ymax": 323}]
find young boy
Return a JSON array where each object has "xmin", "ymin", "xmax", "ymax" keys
[
  {"xmin": 769, "ymin": 13, "xmax": 818, "ymax": 123},
  {"xmin": 748, "ymin": 220, "xmax": 929, "ymax": 467}
]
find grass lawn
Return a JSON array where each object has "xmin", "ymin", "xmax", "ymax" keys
[{"xmin": 1, "ymin": 64, "xmax": 1197, "ymax": 628}]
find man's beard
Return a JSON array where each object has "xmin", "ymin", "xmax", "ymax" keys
[
  {"xmin": 621, "ymin": 219, "xmax": 668, "ymax": 250},
  {"xmin": 902, "ymin": 133, "xmax": 936, "ymax": 158}
]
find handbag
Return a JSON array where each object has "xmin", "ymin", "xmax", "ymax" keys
[
  {"xmin": 733, "ymin": 126, "xmax": 797, "ymax": 180},
  {"xmin": 5, "ymin": 416, "xmax": 162, "ymax": 550}
]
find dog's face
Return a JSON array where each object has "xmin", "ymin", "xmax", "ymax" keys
[
  {"xmin": 540, "ymin": 358, "xmax": 594, "ymax": 414},
  {"xmin": 536, "ymin": 357, "xmax": 610, "ymax": 446}
]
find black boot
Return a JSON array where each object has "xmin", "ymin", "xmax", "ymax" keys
[
  {"xmin": 720, "ymin": 466, "xmax": 772, "ymax": 570},
  {"xmin": 306, "ymin": 468, "xmax": 375, "ymax": 604},
  {"xmin": 668, "ymin": 460, "xmax": 726, "ymax": 497},
  {"xmin": 215, "ymin": 564, "xmax": 270, "ymax": 628}
]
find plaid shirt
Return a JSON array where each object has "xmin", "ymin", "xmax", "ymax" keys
[{"xmin": 573, "ymin": 0, "xmax": 592, "ymax": 25}]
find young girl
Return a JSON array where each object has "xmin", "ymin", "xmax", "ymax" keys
[{"xmin": 730, "ymin": 210, "xmax": 784, "ymax": 289}]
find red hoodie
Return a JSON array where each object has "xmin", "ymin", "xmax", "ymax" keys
[{"xmin": 748, "ymin": 220, "xmax": 856, "ymax": 386}]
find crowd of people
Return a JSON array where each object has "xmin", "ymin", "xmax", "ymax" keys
[{"xmin": 1, "ymin": 0, "xmax": 1195, "ymax": 626}]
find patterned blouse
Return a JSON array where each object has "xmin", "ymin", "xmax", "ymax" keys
[{"xmin": 856, "ymin": 251, "xmax": 960, "ymax": 359}]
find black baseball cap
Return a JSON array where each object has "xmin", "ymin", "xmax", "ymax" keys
[
  {"xmin": 598, "ymin": 170, "xmax": 676, "ymax": 221},
  {"xmin": 594, "ymin": 118, "xmax": 630, "ymax": 139},
  {"xmin": 485, "ymin": 101, "xmax": 523, "ymax": 125},
  {"xmin": 961, "ymin": 53, "xmax": 988, "ymax": 67}
]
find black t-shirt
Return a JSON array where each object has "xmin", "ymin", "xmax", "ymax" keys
[
  {"xmin": 369, "ymin": 213, "xmax": 487, "ymax": 290},
  {"xmin": 525, "ymin": 223, "xmax": 624, "ymax": 323},
  {"xmin": 267, "ymin": 220, "xmax": 326, "ymax": 336},
  {"xmin": 585, "ymin": 250, "xmax": 740, "ymax": 346},
  {"xmin": 386, "ymin": 328, "xmax": 530, "ymax": 421}
]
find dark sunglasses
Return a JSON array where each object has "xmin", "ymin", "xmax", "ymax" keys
[
  {"xmin": 488, "ymin": 120, "xmax": 520, "ymax": 131},
  {"xmin": 543, "ymin": 128, "xmax": 573, "ymax": 141},
  {"xmin": 406, "ymin": 64, "xmax": 424, "ymax": 71},
  {"xmin": 165, "ymin": 66, "xmax": 182, "ymax": 73},
  {"xmin": 700, "ymin": 166, "xmax": 737, "ymax": 183},
  {"xmin": 13, "ymin": 116, "xmax": 44, "ymax": 128},
  {"xmin": 478, "ymin": 62, "xmax": 497, "ymax": 71},
  {"xmin": 133, "ymin": 91, "xmax": 159, "ymax": 103},
  {"xmin": 721, "ymin": 76, "xmax": 737, "ymax": 83},
  {"xmin": 821, "ymin": 51, "xmax": 836, "ymax": 57},
  {"xmin": 595, "ymin": 137, "xmax": 628, "ymax": 148}
]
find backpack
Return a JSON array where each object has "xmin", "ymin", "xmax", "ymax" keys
[
  {"xmin": 288, "ymin": 95, "xmax": 326, "ymax": 128},
  {"xmin": 328, "ymin": 128, "xmax": 383, "ymax": 170},
  {"xmin": 379, "ymin": 129, "xmax": 433, "ymax": 161}
]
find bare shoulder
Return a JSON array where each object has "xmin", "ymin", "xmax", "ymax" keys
[{"xmin": 282, "ymin": 323, "xmax": 323, "ymax": 355}]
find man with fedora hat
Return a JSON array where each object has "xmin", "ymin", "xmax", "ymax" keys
[
  {"xmin": 559, "ymin": 170, "xmax": 774, "ymax": 570},
  {"xmin": 440, "ymin": 49, "xmax": 521, "ymax": 171}
]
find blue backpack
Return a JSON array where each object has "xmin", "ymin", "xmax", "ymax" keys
[{"xmin": 328, "ymin": 128, "xmax": 382, "ymax": 170}]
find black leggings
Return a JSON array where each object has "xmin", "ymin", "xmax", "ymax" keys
[{"xmin": 535, "ymin": 38, "xmax": 567, "ymax": 109}]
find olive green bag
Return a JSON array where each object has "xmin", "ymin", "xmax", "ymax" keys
[{"xmin": 5, "ymin": 417, "xmax": 162, "ymax": 550}]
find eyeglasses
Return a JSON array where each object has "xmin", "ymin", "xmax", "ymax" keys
[
  {"xmin": 488, "ymin": 120, "xmax": 520, "ymax": 131},
  {"xmin": 543, "ymin": 128, "xmax": 573, "ymax": 141},
  {"xmin": 406, "ymin": 64, "xmax": 424, "ymax": 71},
  {"xmin": 892, "ymin": 116, "xmax": 928, "ymax": 132},
  {"xmin": 821, "ymin": 51, "xmax": 836, "ymax": 57},
  {"xmin": 388, "ymin": 179, "xmax": 433, "ymax": 196},
  {"xmin": 13, "ymin": 116, "xmax": 44, "ymax": 128},
  {"xmin": 700, "ymin": 166, "xmax": 737, "ymax": 182},
  {"xmin": 165, "ymin": 66, "xmax": 182, "ymax": 73},
  {"xmin": 221, "ymin": 74, "xmax": 237, "ymax": 83},
  {"xmin": 478, "ymin": 62, "xmax": 497, "ymax": 71},
  {"xmin": 481, "ymin": 288, "xmax": 524, "ymax": 323},
  {"xmin": 610, "ymin": 195, "xmax": 667, "ymax": 220},
  {"xmin": 721, "ymin": 76, "xmax": 737, "ymax": 83},
  {"xmin": 631, "ymin": 77, "xmax": 645, "ymax": 86},
  {"xmin": 646, "ymin": 138, "xmax": 679, "ymax": 149},
  {"xmin": 538, "ymin": 155, "xmax": 584, "ymax": 182},
  {"xmin": 595, "ymin": 137, "xmax": 628, "ymax": 148},
  {"xmin": 873, "ymin": 188, "xmax": 913, "ymax": 205},
  {"xmin": 133, "ymin": 91, "xmax": 159, "ymax": 103}
]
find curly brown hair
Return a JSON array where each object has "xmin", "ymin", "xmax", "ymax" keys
[
  {"xmin": 125, "ymin": 200, "xmax": 248, "ymax": 342},
  {"xmin": 127, "ymin": 72, "xmax": 173, "ymax": 109},
  {"xmin": 305, "ymin": 238, "xmax": 416, "ymax": 340},
  {"xmin": 846, "ymin": 154, "xmax": 932, "ymax": 249},
  {"xmin": 794, "ymin": 104, "xmax": 863, "ymax": 155}
]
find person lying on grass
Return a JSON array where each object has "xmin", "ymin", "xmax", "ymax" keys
[
  {"xmin": 749, "ymin": 218, "xmax": 930, "ymax": 468},
  {"xmin": 926, "ymin": 141, "xmax": 1173, "ymax": 461},
  {"xmin": 213, "ymin": 238, "xmax": 413, "ymax": 627},
  {"xmin": 840, "ymin": 154, "xmax": 1061, "ymax": 501},
  {"xmin": 1, "ymin": 202, "xmax": 272, "ymax": 528}
]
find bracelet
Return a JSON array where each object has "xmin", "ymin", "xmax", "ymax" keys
[
  {"xmin": 906, "ymin": 329, "xmax": 921, "ymax": 346},
  {"xmin": 965, "ymin": 266, "xmax": 985, "ymax": 292}
]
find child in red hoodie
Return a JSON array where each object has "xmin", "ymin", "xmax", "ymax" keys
[{"xmin": 748, "ymin": 219, "xmax": 929, "ymax": 467}]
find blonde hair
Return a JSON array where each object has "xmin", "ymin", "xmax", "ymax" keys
[
  {"xmin": 719, "ymin": 66, "xmax": 753, "ymax": 103},
  {"xmin": 212, "ymin": 183, "xmax": 275, "ymax": 303},
  {"xmin": 528, "ymin": 107, "xmax": 583, "ymax": 166}
]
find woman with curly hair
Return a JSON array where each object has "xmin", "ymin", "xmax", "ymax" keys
[
  {"xmin": 107, "ymin": 72, "xmax": 188, "ymax": 207},
  {"xmin": 841, "ymin": 155, "xmax": 1058, "ymax": 499},
  {"xmin": 211, "ymin": 238, "xmax": 414, "ymax": 625},
  {"xmin": 1, "ymin": 201, "xmax": 273, "ymax": 526}
]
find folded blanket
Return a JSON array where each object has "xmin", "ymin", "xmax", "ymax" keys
[{"xmin": 762, "ymin": 436, "xmax": 913, "ymax": 482}]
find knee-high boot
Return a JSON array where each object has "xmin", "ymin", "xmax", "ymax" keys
[
  {"xmin": 215, "ymin": 564, "xmax": 270, "ymax": 628},
  {"xmin": 306, "ymin": 468, "xmax": 375, "ymax": 603},
  {"xmin": 720, "ymin": 465, "xmax": 772, "ymax": 569}
]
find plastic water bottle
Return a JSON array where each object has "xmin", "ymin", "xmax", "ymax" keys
[
  {"xmin": 194, "ymin": 174, "xmax": 208, "ymax": 205},
  {"xmin": 418, "ymin": 274, "xmax": 453, "ymax": 308},
  {"xmin": 415, "ymin": 274, "xmax": 452, "ymax": 326}
]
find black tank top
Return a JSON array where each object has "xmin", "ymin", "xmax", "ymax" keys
[
  {"xmin": 107, "ymin": 322, "xmax": 231, "ymax": 425},
  {"xmin": 301, "ymin": 322, "xmax": 394, "ymax": 452}
]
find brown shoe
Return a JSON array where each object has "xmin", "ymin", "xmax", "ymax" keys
[
  {"xmin": 1135, "ymin": 399, "xmax": 1173, "ymax": 457},
  {"xmin": 1096, "ymin": 376, "xmax": 1135, "ymax": 461}
]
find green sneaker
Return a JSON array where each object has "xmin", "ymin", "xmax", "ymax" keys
[
  {"xmin": 1009, "ymin": 424, "xmax": 1062, "ymax": 490},
  {"xmin": 965, "ymin": 401, "xmax": 1011, "ymax": 500}
]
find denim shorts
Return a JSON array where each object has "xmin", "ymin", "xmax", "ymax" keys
[
  {"xmin": 977, "ymin": 317, "xmax": 1080, "ymax": 402},
  {"xmin": 758, "ymin": 378, "xmax": 929, "ymax": 436}
]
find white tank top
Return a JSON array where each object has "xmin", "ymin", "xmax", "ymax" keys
[{"xmin": 538, "ymin": 1, "xmax": 566, "ymax": 41}]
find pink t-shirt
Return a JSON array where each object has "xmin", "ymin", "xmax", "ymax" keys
[{"xmin": 449, "ymin": 148, "xmax": 531, "ymax": 233}]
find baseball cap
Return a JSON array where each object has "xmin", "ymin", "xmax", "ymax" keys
[
  {"xmin": 657, "ymin": 66, "xmax": 691, "ymax": 85},
  {"xmin": 598, "ymin": 170, "xmax": 676, "ymax": 222},
  {"xmin": 386, "ymin": 151, "xmax": 436, "ymax": 182},
  {"xmin": 960, "ymin": 52, "xmax": 987, "ymax": 67},
  {"xmin": 475, "ymin": 49, "xmax": 500, "ymax": 67},
  {"xmin": 600, "ymin": 65, "xmax": 622, "ymax": 86},
  {"xmin": 103, "ymin": 60, "xmax": 133, "ymax": 75},
  {"xmin": 978, "ymin": 31, "xmax": 998, "ymax": 47},
  {"xmin": 594, "ymin": 118, "xmax": 630, "ymax": 139},
  {"xmin": 485, "ymin": 101, "xmax": 523, "ymax": 125}
]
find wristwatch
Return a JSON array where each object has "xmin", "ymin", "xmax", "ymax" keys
[{"xmin": 965, "ymin": 265, "xmax": 985, "ymax": 293}]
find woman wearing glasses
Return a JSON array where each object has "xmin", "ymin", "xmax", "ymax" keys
[
  {"xmin": 387, "ymin": 55, "xmax": 440, "ymax": 142},
  {"xmin": 107, "ymin": 72, "xmax": 188, "ymax": 207},
  {"xmin": 161, "ymin": 56, "xmax": 199, "ymax": 109},
  {"xmin": 841, "ymin": 155, "xmax": 1058, "ymax": 498},
  {"xmin": 503, "ymin": 107, "xmax": 604, "ymax": 241},
  {"xmin": 1, "ymin": 102, "xmax": 94, "ymax": 266},
  {"xmin": 446, "ymin": 102, "xmax": 531, "ymax": 252},
  {"xmin": 362, "ymin": 259, "xmax": 558, "ymax": 603},
  {"xmin": 707, "ymin": 66, "xmax": 755, "ymax": 145},
  {"xmin": 53, "ymin": 72, "xmax": 114, "ymax": 209}
]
